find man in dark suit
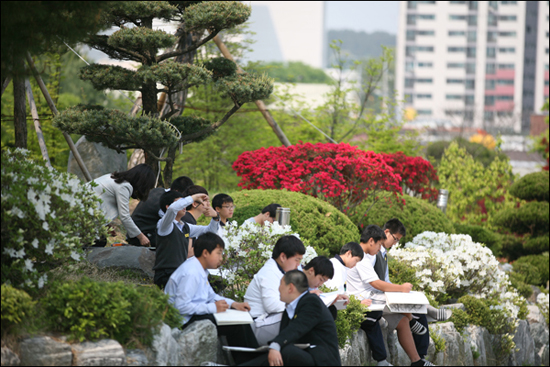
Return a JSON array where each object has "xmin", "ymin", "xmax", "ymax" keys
[{"xmin": 241, "ymin": 270, "xmax": 341, "ymax": 366}]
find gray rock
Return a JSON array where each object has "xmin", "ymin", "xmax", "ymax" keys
[
  {"xmin": 528, "ymin": 286, "xmax": 543, "ymax": 304},
  {"xmin": 465, "ymin": 325, "xmax": 495, "ymax": 366},
  {"xmin": 499, "ymin": 263, "xmax": 513, "ymax": 273},
  {"xmin": 86, "ymin": 246, "xmax": 156, "ymax": 278},
  {"xmin": 511, "ymin": 319, "xmax": 535, "ymax": 366},
  {"xmin": 19, "ymin": 336, "xmax": 73, "ymax": 366},
  {"xmin": 1, "ymin": 347, "xmax": 20, "ymax": 366},
  {"xmin": 175, "ymin": 320, "xmax": 218, "ymax": 366},
  {"xmin": 125, "ymin": 350, "xmax": 149, "ymax": 366},
  {"xmin": 149, "ymin": 323, "xmax": 179, "ymax": 366},
  {"xmin": 68, "ymin": 136, "xmax": 127, "ymax": 182},
  {"xmin": 72, "ymin": 339, "xmax": 126, "ymax": 366},
  {"xmin": 430, "ymin": 322, "xmax": 473, "ymax": 366},
  {"xmin": 526, "ymin": 305, "xmax": 545, "ymax": 325},
  {"xmin": 529, "ymin": 322, "xmax": 549, "ymax": 366},
  {"xmin": 339, "ymin": 328, "xmax": 371, "ymax": 366}
]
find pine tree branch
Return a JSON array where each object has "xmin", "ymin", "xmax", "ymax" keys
[
  {"xmin": 179, "ymin": 104, "xmax": 240, "ymax": 142},
  {"xmin": 156, "ymin": 30, "xmax": 219, "ymax": 63}
]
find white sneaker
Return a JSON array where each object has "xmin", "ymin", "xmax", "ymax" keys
[
  {"xmin": 427, "ymin": 305, "xmax": 452, "ymax": 322},
  {"xmin": 410, "ymin": 320, "xmax": 428, "ymax": 335},
  {"xmin": 377, "ymin": 360, "xmax": 393, "ymax": 366}
]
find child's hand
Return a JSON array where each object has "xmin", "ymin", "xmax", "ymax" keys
[
  {"xmin": 191, "ymin": 193, "xmax": 208, "ymax": 205},
  {"xmin": 332, "ymin": 294, "xmax": 350, "ymax": 306},
  {"xmin": 400, "ymin": 283, "xmax": 413, "ymax": 293},
  {"xmin": 203, "ymin": 205, "xmax": 218, "ymax": 217},
  {"xmin": 360, "ymin": 299, "xmax": 372, "ymax": 306},
  {"xmin": 231, "ymin": 302, "xmax": 251, "ymax": 312},
  {"xmin": 215, "ymin": 300, "xmax": 229, "ymax": 313}
]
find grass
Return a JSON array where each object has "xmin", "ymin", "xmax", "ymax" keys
[{"xmin": 48, "ymin": 261, "xmax": 154, "ymax": 287}]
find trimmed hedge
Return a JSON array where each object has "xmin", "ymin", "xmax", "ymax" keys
[
  {"xmin": 512, "ymin": 253, "xmax": 550, "ymax": 286},
  {"xmin": 509, "ymin": 171, "xmax": 549, "ymax": 202},
  {"xmin": 524, "ymin": 235, "xmax": 550, "ymax": 254},
  {"xmin": 226, "ymin": 189, "xmax": 358, "ymax": 255},
  {"xmin": 493, "ymin": 201, "xmax": 549, "ymax": 236},
  {"xmin": 349, "ymin": 192, "xmax": 455, "ymax": 245},
  {"xmin": 454, "ymin": 222, "xmax": 501, "ymax": 255}
]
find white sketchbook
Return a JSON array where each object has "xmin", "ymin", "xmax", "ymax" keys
[
  {"xmin": 319, "ymin": 291, "xmax": 348, "ymax": 310},
  {"xmin": 214, "ymin": 309, "xmax": 254, "ymax": 326},
  {"xmin": 384, "ymin": 291, "xmax": 429, "ymax": 314}
]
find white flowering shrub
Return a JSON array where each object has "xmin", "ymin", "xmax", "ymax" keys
[
  {"xmin": 537, "ymin": 292, "xmax": 549, "ymax": 325},
  {"xmin": 217, "ymin": 220, "xmax": 317, "ymax": 301},
  {"xmin": 1, "ymin": 149, "xmax": 107, "ymax": 289}
]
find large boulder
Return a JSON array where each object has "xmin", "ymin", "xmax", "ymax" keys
[
  {"xmin": 174, "ymin": 320, "xmax": 218, "ymax": 366},
  {"xmin": 465, "ymin": 325, "xmax": 495, "ymax": 366},
  {"xmin": 86, "ymin": 246, "xmax": 155, "ymax": 277},
  {"xmin": 339, "ymin": 328, "xmax": 372, "ymax": 366},
  {"xmin": 510, "ymin": 320, "xmax": 536, "ymax": 366},
  {"xmin": 19, "ymin": 336, "xmax": 73, "ymax": 366},
  {"xmin": 430, "ymin": 322, "xmax": 474, "ymax": 366},
  {"xmin": 68, "ymin": 135, "xmax": 127, "ymax": 182},
  {"xmin": 125, "ymin": 349, "xmax": 149, "ymax": 366},
  {"xmin": 72, "ymin": 339, "xmax": 126, "ymax": 366},
  {"xmin": 148, "ymin": 323, "xmax": 180, "ymax": 366},
  {"xmin": 526, "ymin": 305, "xmax": 546, "ymax": 325},
  {"xmin": 1, "ymin": 347, "xmax": 20, "ymax": 366},
  {"xmin": 529, "ymin": 322, "xmax": 549, "ymax": 366}
]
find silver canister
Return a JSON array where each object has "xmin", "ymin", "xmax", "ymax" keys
[
  {"xmin": 436, "ymin": 189, "xmax": 449, "ymax": 214},
  {"xmin": 275, "ymin": 207, "xmax": 291, "ymax": 226}
]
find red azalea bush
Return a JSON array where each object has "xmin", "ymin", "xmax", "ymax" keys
[
  {"xmin": 379, "ymin": 152, "xmax": 439, "ymax": 202},
  {"xmin": 233, "ymin": 142, "xmax": 407, "ymax": 217}
]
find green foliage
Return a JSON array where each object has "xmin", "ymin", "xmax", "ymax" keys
[
  {"xmin": 524, "ymin": 235, "xmax": 550, "ymax": 253},
  {"xmin": 141, "ymin": 61, "xmax": 212, "ymax": 91},
  {"xmin": 531, "ymin": 99, "xmax": 549, "ymax": 169},
  {"xmin": 426, "ymin": 138, "xmax": 508, "ymax": 168},
  {"xmin": 350, "ymin": 192, "xmax": 455, "ymax": 245},
  {"xmin": 41, "ymin": 277, "xmax": 182, "ymax": 345},
  {"xmin": 438, "ymin": 141, "xmax": 517, "ymax": 228},
  {"xmin": 203, "ymin": 57, "xmax": 237, "ymax": 81},
  {"xmin": 225, "ymin": 190, "xmax": 358, "ymax": 255},
  {"xmin": 53, "ymin": 105, "xmax": 180, "ymax": 153},
  {"xmin": 509, "ymin": 171, "xmax": 549, "ymax": 202},
  {"xmin": 104, "ymin": 1, "xmax": 177, "ymax": 23},
  {"xmin": 512, "ymin": 253, "xmax": 550, "ymax": 286},
  {"xmin": 217, "ymin": 73, "xmax": 274, "ymax": 106},
  {"xmin": 458, "ymin": 295, "xmax": 516, "ymax": 335},
  {"xmin": 507, "ymin": 271, "xmax": 534, "ymax": 299},
  {"xmin": 430, "ymin": 328, "xmax": 447, "ymax": 354},
  {"xmin": 1, "ymin": 149, "xmax": 107, "ymax": 289},
  {"xmin": 249, "ymin": 61, "xmax": 333, "ymax": 84},
  {"xmin": 334, "ymin": 295, "xmax": 366, "ymax": 348},
  {"xmin": 183, "ymin": 1, "xmax": 251, "ymax": 32},
  {"xmin": 493, "ymin": 201, "xmax": 549, "ymax": 237},
  {"xmin": 453, "ymin": 222, "xmax": 501, "ymax": 255},
  {"xmin": 1, "ymin": 284, "xmax": 36, "ymax": 335},
  {"xmin": 499, "ymin": 234, "xmax": 524, "ymax": 261},
  {"xmin": 449, "ymin": 308, "xmax": 470, "ymax": 334},
  {"xmin": 108, "ymin": 27, "xmax": 176, "ymax": 51},
  {"xmin": 80, "ymin": 64, "xmax": 141, "ymax": 91}
]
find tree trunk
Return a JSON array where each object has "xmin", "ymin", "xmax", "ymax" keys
[{"xmin": 13, "ymin": 69, "xmax": 27, "ymax": 149}]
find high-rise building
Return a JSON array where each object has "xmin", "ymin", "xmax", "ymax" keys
[{"xmin": 396, "ymin": 1, "xmax": 549, "ymax": 133}]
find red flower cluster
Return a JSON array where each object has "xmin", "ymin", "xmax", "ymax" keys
[
  {"xmin": 233, "ymin": 142, "xmax": 439, "ymax": 215},
  {"xmin": 379, "ymin": 152, "xmax": 439, "ymax": 202}
]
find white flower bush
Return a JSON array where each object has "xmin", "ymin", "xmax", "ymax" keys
[
  {"xmin": 217, "ymin": 220, "xmax": 317, "ymax": 300},
  {"xmin": 1, "ymin": 149, "xmax": 107, "ymax": 289},
  {"xmin": 537, "ymin": 292, "xmax": 549, "ymax": 325}
]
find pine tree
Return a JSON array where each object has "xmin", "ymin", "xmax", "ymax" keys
[{"xmin": 53, "ymin": 1, "xmax": 273, "ymax": 185}]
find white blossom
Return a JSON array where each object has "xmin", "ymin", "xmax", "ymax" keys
[
  {"xmin": 24, "ymin": 259, "xmax": 34, "ymax": 272},
  {"xmin": 70, "ymin": 251, "xmax": 81, "ymax": 261},
  {"xmin": 31, "ymin": 239, "xmax": 39, "ymax": 248}
]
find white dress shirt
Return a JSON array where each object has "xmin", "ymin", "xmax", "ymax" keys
[
  {"xmin": 157, "ymin": 196, "xmax": 219, "ymax": 238},
  {"xmin": 244, "ymin": 258, "xmax": 286, "ymax": 318},
  {"xmin": 346, "ymin": 252, "xmax": 385, "ymax": 301},
  {"xmin": 324, "ymin": 257, "xmax": 348, "ymax": 293},
  {"xmin": 165, "ymin": 256, "xmax": 234, "ymax": 325}
]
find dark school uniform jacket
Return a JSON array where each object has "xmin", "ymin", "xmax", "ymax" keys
[
  {"xmin": 128, "ymin": 187, "xmax": 165, "ymax": 245},
  {"xmin": 273, "ymin": 292, "xmax": 341, "ymax": 366}
]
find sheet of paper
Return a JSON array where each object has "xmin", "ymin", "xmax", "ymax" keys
[
  {"xmin": 214, "ymin": 309, "xmax": 253, "ymax": 326},
  {"xmin": 386, "ymin": 304, "xmax": 428, "ymax": 314},
  {"xmin": 319, "ymin": 291, "xmax": 340, "ymax": 307},
  {"xmin": 334, "ymin": 298, "xmax": 348, "ymax": 310},
  {"xmin": 366, "ymin": 303, "xmax": 387, "ymax": 312},
  {"xmin": 222, "ymin": 345, "xmax": 270, "ymax": 353},
  {"xmin": 385, "ymin": 291, "xmax": 430, "ymax": 305}
]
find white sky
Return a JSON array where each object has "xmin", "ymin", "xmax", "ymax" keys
[{"xmin": 325, "ymin": 1, "xmax": 399, "ymax": 34}]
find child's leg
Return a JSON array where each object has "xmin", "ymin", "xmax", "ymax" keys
[
  {"xmin": 412, "ymin": 314, "xmax": 430, "ymax": 359},
  {"xmin": 360, "ymin": 311, "xmax": 387, "ymax": 362},
  {"xmin": 395, "ymin": 316, "xmax": 421, "ymax": 363},
  {"xmin": 403, "ymin": 312, "xmax": 412, "ymax": 321}
]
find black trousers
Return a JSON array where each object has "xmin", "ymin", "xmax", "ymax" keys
[
  {"xmin": 153, "ymin": 269, "xmax": 174, "ymax": 290},
  {"xmin": 184, "ymin": 314, "xmax": 259, "ymax": 348},
  {"xmin": 360, "ymin": 311, "xmax": 387, "ymax": 362},
  {"xmin": 412, "ymin": 313, "xmax": 429, "ymax": 358},
  {"xmin": 239, "ymin": 345, "xmax": 316, "ymax": 366}
]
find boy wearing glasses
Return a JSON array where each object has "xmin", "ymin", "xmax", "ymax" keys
[{"xmin": 212, "ymin": 193, "xmax": 235, "ymax": 227}]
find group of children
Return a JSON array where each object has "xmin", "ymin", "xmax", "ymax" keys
[{"xmin": 127, "ymin": 176, "xmax": 446, "ymax": 366}]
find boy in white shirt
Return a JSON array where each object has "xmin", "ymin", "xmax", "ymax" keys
[
  {"xmin": 244, "ymin": 235, "xmax": 305, "ymax": 345},
  {"xmin": 324, "ymin": 241, "xmax": 365, "ymax": 293}
]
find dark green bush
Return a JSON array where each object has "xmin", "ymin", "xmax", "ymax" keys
[
  {"xmin": 349, "ymin": 192, "xmax": 455, "ymax": 245},
  {"xmin": 458, "ymin": 295, "xmax": 515, "ymax": 335},
  {"xmin": 523, "ymin": 235, "xmax": 550, "ymax": 253},
  {"xmin": 426, "ymin": 138, "xmax": 509, "ymax": 168},
  {"xmin": 225, "ymin": 190, "xmax": 358, "ymax": 255},
  {"xmin": 41, "ymin": 277, "xmax": 182, "ymax": 345},
  {"xmin": 493, "ymin": 201, "xmax": 549, "ymax": 236},
  {"xmin": 454, "ymin": 223, "xmax": 501, "ymax": 254},
  {"xmin": 1, "ymin": 284, "xmax": 35, "ymax": 336},
  {"xmin": 508, "ymin": 271, "xmax": 534, "ymax": 299},
  {"xmin": 449, "ymin": 308, "xmax": 470, "ymax": 334},
  {"xmin": 509, "ymin": 171, "xmax": 549, "ymax": 202},
  {"xmin": 512, "ymin": 253, "xmax": 549, "ymax": 286},
  {"xmin": 499, "ymin": 234, "xmax": 524, "ymax": 261}
]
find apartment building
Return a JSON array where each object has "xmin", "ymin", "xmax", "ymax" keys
[{"xmin": 396, "ymin": 1, "xmax": 549, "ymax": 133}]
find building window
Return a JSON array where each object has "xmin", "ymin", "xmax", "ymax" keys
[
  {"xmin": 417, "ymin": 93, "xmax": 432, "ymax": 98},
  {"xmin": 417, "ymin": 14, "xmax": 436, "ymax": 20},
  {"xmin": 487, "ymin": 47, "xmax": 496, "ymax": 58},
  {"xmin": 467, "ymin": 31, "xmax": 477, "ymax": 42},
  {"xmin": 466, "ymin": 63, "xmax": 476, "ymax": 74},
  {"xmin": 485, "ymin": 79, "xmax": 496, "ymax": 90},
  {"xmin": 499, "ymin": 15, "xmax": 517, "ymax": 21},
  {"xmin": 449, "ymin": 1, "xmax": 467, "ymax": 4},
  {"xmin": 417, "ymin": 109, "xmax": 432, "ymax": 115},
  {"xmin": 416, "ymin": 78, "xmax": 433, "ymax": 83},
  {"xmin": 405, "ymin": 61, "xmax": 415, "ymax": 72},
  {"xmin": 448, "ymin": 62, "xmax": 465, "ymax": 68},
  {"xmin": 488, "ymin": 1, "xmax": 498, "ymax": 9},
  {"xmin": 498, "ymin": 63, "xmax": 515, "ymax": 70},
  {"xmin": 499, "ymin": 31, "xmax": 516, "ymax": 37},
  {"xmin": 466, "ymin": 79, "xmax": 475, "ymax": 90},
  {"xmin": 417, "ymin": 62, "xmax": 433, "ymax": 67},
  {"xmin": 467, "ymin": 47, "xmax": 476, "ymax": 58},
  {"xmin": 405, "ymin": 78, "xmax": 415, "ymax": 88},
  {"xmin": 405, "ymin": 94, "xmax": 414, "ymax": 103},
  {"xmin": 406, "ymin": 46, "xmax": 415, "ymax": 57},
  {"xmin": 484, "ymin": 111, "xmax": 494, "ymax": 121},
  {"xmin": 417, "ymin": 46, "xmax": 434, "ymax": 52},
  {"xmin": 469, "ymin": 1, "xmax": 479, "ymax": 11},
  {"xmin": 500, "ymin": 1, "xmax": 517, "ymax": 4},
  {"xmin": 407, "ymin": 14, "xmax": 416, "ymax": 25},
  {"xmin": 449, "ymin": 15, "xmax": 467, "ymax": 20},
  {"xmin": 448, "ymin": 47, "xmax": 466, "ymax": 52},
  {"xmin": 408, "ymin": 1, "xmax": 417, "ymax": 9},
  {"xmin": 485, "ymin": 95, "xmax": 495, "ymax": 106},
  {"xmin": 487, "ymin": 31, "xmax": 497, "ymax": 42},
  {"xmin": 449, "ymin": 30, "xmax": 466, "ymax": 36},
  {"xmin": 488, "ymin": 13, "xmax": 498, "ymax": 26},
  {"xmin": 446, "ymin": 94, "xmax": 463, "ymax": 100},
  {"xmin": 407, "ymin": 30, "xmax": 416, "ymax": 41},
  {"xmin": 496, "ymin": 95, "xmax": 513, "ymax": 101},
  {"xmin": 465, "ymin": 95, "xmax": 475, "ymax": 105},
  {"xmin": 499, "ymin": 47, "xmax": 515, "ymax": 53},
  {"xmin": 486, "ymin": 63, "xmax": 496, "ymax": 74},
  {"xmin": 496, "ymin": 79, "xmax": 514, "ymax": 85},
  {"xmin": 467, "ymin": 15, "xmax": 478, "ymax": 26},
  {"xmin": 416, "ymin": 30, "xmax": 435, "ymax": 36},
  {"xmin": 447, "ymin": 79, "xmax": 464, "ymax": 84}
]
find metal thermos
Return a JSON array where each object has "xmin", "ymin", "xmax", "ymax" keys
[
  {"xmin": 436, "ymin": 189, "xmax": 449, "ymax": 214},
  {"xmin": 275, "ymin": 207, "xmax": 291, "ymax": 226}
]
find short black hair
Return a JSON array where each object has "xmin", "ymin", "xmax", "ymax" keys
[
  {"xmin": 340, "ymin": 242, "xmax": 364, "ymax": 260},
  {"xmin": 185, "ymin": 185, "xmax": 208, "ymax": 210},
  {"xmin": 303, "ymin": 256, "xmax": 334, "ymax": 279},
  {"xmin": 283, "ymin": 270, "xmax": 309, "ymax": 294},
  {"xmin": 171, "ymin": 176, "xmax": 194, "ymax": 193},
  {"xmin": 360, "ymin": 225, "xmax": 387, "ymax": 244},
  {"xmin": 111, "ymin": 163, "xmax": 156, "ymax": 201},
  {"xmin": 213, "ymin": 193, "xmax": 233, "ymax": 210},
  {"xmin": 383, "ymin": 218, "xmax": 407, "ymax": 237},
  {"xmin": 262, "ymin": 203, "xmax": 281, "ymax": 218},
  {"xmin": 272, "ymin": 235, "xmax": 305, "ymax": 260},
  {"xmin": 159, "ymin": 190, "xmax": 184, "ymax": 213},
  {"xmin": 194, "ymin": 232, "xmax": 225, "ymax": 258}
]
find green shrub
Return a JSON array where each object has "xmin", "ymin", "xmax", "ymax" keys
[
  {"xmin": 449, "ymin": 308, "xmax": 469, "ymax": 334},
  {"xmin": 428, "ymin": 325, "xmax": 447, "ymax": 354},
  {"xmin": 224, "ymin": 190, "xmax": 358, "ymax": 255},
  {"xmin": 512, "ymin": 253, "xmax": 549, "ymax": 286},
  {"xmin": 349, "ymin": 192, "xmax": 455, "ymax": 246},
  {"xmin": 334, "ymin": 295, "xmax": 366, "ymax": 349},
  {"xmin": 1, "ymin": 284, "xmax": 36, "ymax": 335},
  {"xmin": 426, "ymin": 137, "xmax": 508, "ymax": 168},
  {"xmin": 454, "ymin": 223, "xmax": 501, "ymax": 255},
  {"xmin": 508, "ymin": 271, "xmax": 534, "ymax": 299},
  {"xmin": 493, "ymin": 201, "xmax": 549, "ymax": 236},
  {"xmin": 1, "ymin": 149, "xmax": 108, "ymax": 290},
  {"xmin": 509, "ymin": 171, "xmax": 549, "ymax": 202},
  {"xmin": 41, "ymin": 277, "xmax": 182, "ymax": 345},
  {"xmin": 499, "ymin": 234, "xmax": 524, "ymax": 261},
  {"xmin": 459, "ymin": 295, "xmax": 515, "ymax": 335},
  {"xmin": 523, "ymin": 235, "xmax": 549, "ymax": 253}
]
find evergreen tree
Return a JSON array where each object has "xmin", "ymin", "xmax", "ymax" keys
[{"xmin": 53, "ymin": 1, "xmax": 273, "ymax": 186}]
